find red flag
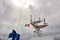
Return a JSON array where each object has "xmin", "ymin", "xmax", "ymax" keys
[
  {"xmin": 25, "ymin": 24, "xmax": 30, "ymax": 27},
  {"xmin": 27, "ymin": 24, "xmax": 30, "ymax": 27}
]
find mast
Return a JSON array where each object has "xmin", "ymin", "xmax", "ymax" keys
[
  {"xmin": 30, "ymin": 15, "xmax": 48, "ymax": 37},
  {"xmin": 30, "ymin": 15, "xmax": 32, "ymax": 23}
]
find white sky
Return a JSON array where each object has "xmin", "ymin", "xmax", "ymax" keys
[{"xmin": 0, "ymin": 0, "xmax": 60, "ymax": 39}]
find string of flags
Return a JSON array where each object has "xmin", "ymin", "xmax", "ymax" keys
[{"xmin": 25, "ymin": 24, "xmax": 30, "ymax": 27}]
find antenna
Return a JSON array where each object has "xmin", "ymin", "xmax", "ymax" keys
[
  {"xmin": 30, "ymin": 15, "xmax": 32, "ymax": 23},
  {"xmin": 39, "ymin": 17, "xmax": 40, "ymax": 21},
  {"xmin": 34, "ymin": 17, "xmax": 35, "ymax": 21},
  {"xmin": 44, "ymin": 18, "xmax": 46, "ymax": 24}
]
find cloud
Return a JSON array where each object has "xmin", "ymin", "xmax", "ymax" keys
[{"xmin": 0, "ymin": 0, "xmax": 60, "ymax": 39}]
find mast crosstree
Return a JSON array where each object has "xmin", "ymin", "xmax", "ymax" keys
[{"xmin": 30, "ymin": 15, "xmax": 48, "ymax": 37}]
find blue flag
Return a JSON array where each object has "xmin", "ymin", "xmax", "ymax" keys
[
  {"xmin": 8, "ymin": 33, "xmax": 13, "ymax": 38},
  {"xmin": 16, "ymin": 34, "xmax": 20, "ymax": 40},
  {"xmin": 8, "ymin": 30, "xmax": 20, "ymax": 40},
  {"xmin": 8, "ymin": 30, "xmax": 17, "ymax": 40}
]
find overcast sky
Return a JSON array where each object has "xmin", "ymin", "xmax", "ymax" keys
[{"xmin": 0, "ymin": 0, "xmax": 60, "ymax": 39}]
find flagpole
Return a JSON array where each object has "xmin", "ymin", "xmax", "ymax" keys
[{"xmin": 17, "ymin": 14, "xmax": 21, "ymax": 34}]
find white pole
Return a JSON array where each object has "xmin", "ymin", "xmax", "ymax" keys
[{"xmin": 17, "ymin": 14, "xmax": 21, "ymax": 34}]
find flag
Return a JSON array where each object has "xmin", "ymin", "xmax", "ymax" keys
[
  {"xmin": 8, "ymin": 30, "xmax": 17, "ymax": 40},
  {"xmin": 25, "ymin": 24, "xmax": 30, "ymax": 27},
  {"xmin": 16, "ymin": 34, "xmax": 20, "ymax": 40},
  {"xmin": 8, "ymin": 33, "xmax": 13, "ymax": 38}
]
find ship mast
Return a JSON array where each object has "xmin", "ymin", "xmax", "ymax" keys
[{"xmin": 30, "ymin": 15, "xmax": 48, "ymax": 37}]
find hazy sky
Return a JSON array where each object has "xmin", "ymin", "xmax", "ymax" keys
[{"xmin": 0, "ymin": 0, "xmax": 60, "ymax": 39}]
